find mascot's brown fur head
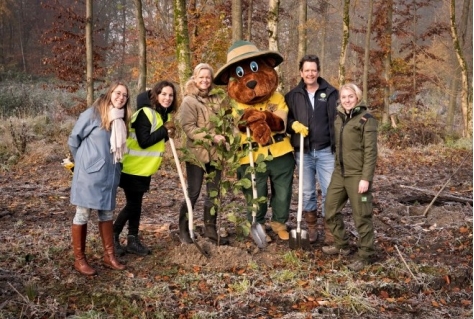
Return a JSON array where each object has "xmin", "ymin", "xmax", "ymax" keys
[{"xmin": 214, "ymin": 41, "xmax": 283, "ymax": 105}]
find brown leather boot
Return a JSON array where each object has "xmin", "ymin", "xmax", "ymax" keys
[
  {"xmin": 98, "ymin": 221, "xmax": 126, "ymax": 270},
  {"xmin": 304, "ymin": 211, "xmax": 318, "ymax": 243},
  {"xmin": 71, "ymin": 224, "xmax": 97, "ymax": 276}
]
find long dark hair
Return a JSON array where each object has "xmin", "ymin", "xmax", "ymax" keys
[{"xmin": 150, "ymin": 81, "xmax": 177, "ymax": 114}]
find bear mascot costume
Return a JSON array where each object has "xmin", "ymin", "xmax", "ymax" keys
[{"xmin": 214, "ymin": 40, "xmax": 295, "ymax": 241}]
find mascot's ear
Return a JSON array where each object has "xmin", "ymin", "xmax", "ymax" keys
[
  {"xmin": 265, "ymin": 57, "xmax": 279, "ymax": 68},
  {"xmin": 218, "ymin": 71, "xmax": 230, "ymax": 85}
]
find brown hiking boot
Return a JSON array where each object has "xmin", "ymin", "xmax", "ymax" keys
[
  {"xmin": 324, "ymin": 224, "xmax": 334, "ymax": 244},
  {"xmin": 304, "ymin": 211, "xmax": 318, "ymax": 243}
]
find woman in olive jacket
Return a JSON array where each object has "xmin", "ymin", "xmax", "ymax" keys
[
  {"xmin": 322, "ymin": 83, "xmax": 378, "ymax": 272},
  {"xmin": 177, "ymin": 63, "xmax": 229, "ymax": 245}
]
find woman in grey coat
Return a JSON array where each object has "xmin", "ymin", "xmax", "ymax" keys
[{"xmin": 68, "ymin": 80, "xmax": 132, "ymax": 276}]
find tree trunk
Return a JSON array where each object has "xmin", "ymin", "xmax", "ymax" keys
[
  {"xmin": 86, "ymin": 0, "xmax": 94, "ymax": 106},
  {"xmin": 362, "ymin": 0, "xmax": 374, "ymax": 103},
  {"xmin": 412, "ymin": 3, "xmax": 417, "ymax": 109},
  {"xmin": 232, "ymin": 0, "xmax": 242, "ymax": 42},
  {"xmin": 450, "ymin": 0, "xmax": 471, "ymax": 137},
  {"xmin": 338, "ymin": 0, "xmax": 350, "ymax": 87},
  {"xmin": 174, "ymin": 0, "xmax": 192, "ymax": 94},
  {"xmin": 118, "ymin": 0, "xmax": 126, "ymax": 79},
  {"xmin": 446, "ymin": 77, "xmax": 459, "ymax": 134},
  {"xmin": 382, "ymin": 0, "xmax": 392, "ymax": 125},
  {"xmin": 16, "ymin": 1, "xmax": 26, "ymax": 73},
  {"xmin": 247, "ymin": 0, "xmax": 253, "ymax": 41},
  {"xmin": 268, "ymin": 0, "xmax": 282, "ymax": 92},
  {"xmin": 297, "ymin": 0, "xmax": 307, "ymax": 64},
  {"xmin": 319, "ymin": 0, "xmax": 328, "ymax": 76},
  {"xmin": 135, "ymin": 0, "xmax": 147, "ymax": 93}
]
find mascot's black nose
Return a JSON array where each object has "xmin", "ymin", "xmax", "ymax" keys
[{"xmin": 246, "ymin": 80, "xmax": 257, "ymax": 89}]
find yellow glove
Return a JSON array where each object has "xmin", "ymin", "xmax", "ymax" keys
[
  {"xmin": 292, "ymin": 121, "xmax": 309, "ymax": 137},
  {"xmin": 62, "ymin": 157, "xmax": 74, "ymax": 174}
]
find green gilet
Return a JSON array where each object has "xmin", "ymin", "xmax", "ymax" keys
[{"xmin": 121, "ymin": 107, "xmax": 169, "ymax": 176}]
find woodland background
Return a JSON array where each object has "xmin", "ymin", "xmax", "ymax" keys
[
  {"xmin": 0, "ymin": 0, "xmax": 472, "ymax": 139},
  {"xmin": 0, "ymin": 1, "xmax": 472, "ymax": 318}
]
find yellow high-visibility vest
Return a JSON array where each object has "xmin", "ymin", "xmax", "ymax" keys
[{"xmin": 122, "ymin": 107, "xmax": 170, "ymax": 176}]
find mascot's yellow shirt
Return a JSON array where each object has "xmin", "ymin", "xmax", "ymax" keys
[{"xmin": 234, "ymin": 92, "xmax": 294, "ymax": 165}]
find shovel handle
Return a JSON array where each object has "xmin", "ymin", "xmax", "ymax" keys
[
  {"xmin": 169, "ymin": 138, "xmax": 194, "ymax": 239},
  {"xmin": 296, "ymin": 133, "xmax": 304, "ymax": 233},
  {"xmin": 246, "ymin": 128, "xmax": 258, "ymax": 215}
]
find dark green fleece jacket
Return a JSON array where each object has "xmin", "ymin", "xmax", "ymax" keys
[{"xmin": 334, "ymin": 104, "xmax": 378, "ymax": 181}]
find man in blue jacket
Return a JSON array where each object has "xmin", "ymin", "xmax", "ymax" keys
[{"xmin": 285, "ymin": 54, "xmax": 339, "ymax": 244}]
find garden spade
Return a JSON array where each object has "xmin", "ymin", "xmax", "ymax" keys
[
  {"xmin": 246, "ymin": 127, "xmax": 267, "ymax": 249},
  {"xmin": 169, "ymin": 138, "xmax": 210, "ymax": 259},
  {"xmin": 290, "ymin": 133, "xmax": 310, "ymax": 250}
]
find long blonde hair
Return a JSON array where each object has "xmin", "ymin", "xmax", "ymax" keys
[{"xmin": 94, "ymin": 80, "xmax": 132, "ymax": 132}]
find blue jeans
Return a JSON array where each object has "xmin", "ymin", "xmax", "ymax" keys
[{"xmin": 295, "ymin": 146, "xmax": 335, "ymax": 216}]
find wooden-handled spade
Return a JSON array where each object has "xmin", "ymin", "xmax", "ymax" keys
[
  {"xmin": 289, "ymin": 133, "xmax": 310, "ymax": 250},
  {"xmin": 169, "ymin": 137, "xmax": 210, "ymax": 259},
  {"xmin": 246, "ymin": 127, "xmax": 268, "ymax": 249}
]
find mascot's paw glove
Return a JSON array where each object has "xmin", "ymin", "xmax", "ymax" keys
[
  {"xmin": 292, "ymin": 121, "xmax": 309, "ymax": 137},
  {"xmin": 263, "ymin": 111, "xmax": 284, "ymax": 131},
  {"xmin": 239, "ymin": 108, "xmax": 266, "ymax": 132},
  {"xmin": 249, "ymin": 121, "xmax": 271, "ymax": 145}
]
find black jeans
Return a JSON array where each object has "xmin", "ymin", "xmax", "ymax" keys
[
  {"xmin": 113, "ymin": 189, "xmax": 145, "ymax": 236},
  {"xmin": 184, "ymin": 161, "xmax": 221, "ymax": 209}
]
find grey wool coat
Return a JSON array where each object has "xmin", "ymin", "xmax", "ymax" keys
[{"xmin": 68, "ymin": 107, "xmax": 121, "ymax": 211}]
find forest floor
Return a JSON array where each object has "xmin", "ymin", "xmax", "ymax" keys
[{"xmin": 0, "ymin": 141, "xmax": 472, "ymax": 318}]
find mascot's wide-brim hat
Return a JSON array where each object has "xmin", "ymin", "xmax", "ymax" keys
[{"xmin": 214, "ymin": 40, "xmax": 283, "ymax": 85}]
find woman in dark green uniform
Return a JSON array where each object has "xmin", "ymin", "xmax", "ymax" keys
[{"xmin": 322, "ymin": 83, "xmax": 378, "ymax": 271}]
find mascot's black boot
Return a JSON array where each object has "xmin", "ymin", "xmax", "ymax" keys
[
  {"xmin": 179, "ymin": 204, "xmax": 193, "ymax": 244},
  {"xmin": 203, "ymin": 206, "xmax": 229, "ymax": 245}
]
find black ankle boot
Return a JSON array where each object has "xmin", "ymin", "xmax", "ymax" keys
[
  {"xmin": 203, "ymin": 206, "xmax": 229, "ymax": 245},
  {"xmin": 114, "ymin": 234, "xmax": 126, "ymax": 256},
  {"xmin": 126, "ymin": 235, "xmax": 150, "ymax": 256},
  {"xmin": 179, "ymin": 204, "xmax": 193, "ymax": 244}
]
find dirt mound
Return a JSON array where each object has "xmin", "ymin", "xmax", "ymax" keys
[{"xmin": 168, "ymin": 239, "xmax": 252, "ymax": 270}]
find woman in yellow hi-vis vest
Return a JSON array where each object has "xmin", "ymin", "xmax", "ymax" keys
[{"xmin": 113, "ymin": 81, "xmax": 177, "ymax": 256}]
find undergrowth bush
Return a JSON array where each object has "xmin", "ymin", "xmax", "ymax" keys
[
  {"xmin": 0, "ymin": 77, "xmax": 85, "ymax": 118},
  {"xmin": 379, "ymin": 119, "xmax": 444, "ymax": 149}
]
